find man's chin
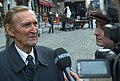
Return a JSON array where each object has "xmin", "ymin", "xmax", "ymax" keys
[
  {"xmin": 28, "ymin": 41, "xmax": 37, "ymax": 46},
  {"xmin": 96, "ymin": 42, "xmax": 104, "ymax": 47}
]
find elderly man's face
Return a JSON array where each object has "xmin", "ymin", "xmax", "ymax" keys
[
  {"xmin": 11, "ymin": 10, "xmax": 38, "ymax": 51},
  {"xmin": 94, "ymin": 20, "xmax": 114, "ymax": 48}
]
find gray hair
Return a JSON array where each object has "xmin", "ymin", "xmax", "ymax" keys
[{"xmin": 4, "ymin": 5, "xmax": 30, "ymax": 28}]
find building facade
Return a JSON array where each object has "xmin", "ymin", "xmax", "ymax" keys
[{"xmin": 0, "ymin": 0, "xmax": 55, "ymax": 21}]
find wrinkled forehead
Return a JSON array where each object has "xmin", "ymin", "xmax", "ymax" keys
[
  {"xmin": 15, "ymin": 10, "xmax": 36, "ymax": 21},
  {"xmin": 16, "ymin": 10, "xmax": 35, "ymax": 16}
]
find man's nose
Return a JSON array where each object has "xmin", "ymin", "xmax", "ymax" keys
[
  {"xmin": 31, "ymin": 24, "xmax": 38, "ymax": 32},
  {"xmin": 94, "ymin": 28, "xmax": 99, "ymax": 36}
]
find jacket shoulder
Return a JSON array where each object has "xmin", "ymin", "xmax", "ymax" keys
[
  {"xmin": 35, "ymin": 45, "xmax": 55, "ymax": 56},
  {"xmin": 0, "ymin": 50, "xmax": 8, "ymax": 64}
]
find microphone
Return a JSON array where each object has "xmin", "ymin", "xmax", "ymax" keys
[{"xmin": 54, "ymin": 48, "xmax": 75, "ymax": 81}]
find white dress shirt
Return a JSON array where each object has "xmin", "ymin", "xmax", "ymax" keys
[{"xmin": 15, "ymin": 44, "xmax": 35, "ymax": 65}]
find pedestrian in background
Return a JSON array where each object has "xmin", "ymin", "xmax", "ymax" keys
[
  {"xmin": 87, "ymin": 10, "xmax": 93, "ymax": 29},
  {"xmin": 48, "ymin": 11, "xmax": 55, "ymax": 33},
  {"xmin": 59, "ymin": 13, "xmax": 67, "ymax": 31},
  {"xmin": 43, "ymin": 12, "xmax": 48, "ymax": 27}
]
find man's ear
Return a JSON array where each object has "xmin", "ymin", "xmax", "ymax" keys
[{"xmin": 5, "ymin": 24, "xmax": 15, "ymax": 37}]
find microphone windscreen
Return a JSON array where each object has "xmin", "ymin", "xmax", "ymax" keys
[
  {"xmin": 54, "ymin": 48, "xmax": 68, "ymax": 56},
  {"xmin": 54, "ymin": 48, "xmax": 71, "ymax": 71}
]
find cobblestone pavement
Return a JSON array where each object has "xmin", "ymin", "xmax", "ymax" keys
[{"xmin": 0, "ymin": 23, "xmax": 112, "ymax": 81}]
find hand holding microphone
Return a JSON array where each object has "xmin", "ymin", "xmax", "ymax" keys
[
  {"xmin": 70, "ymin": 71, "xmax": 83, "ymax": 81},
  {"xmin": 54, "ymin": 48, "xmax": 75, "ymax": 81}
]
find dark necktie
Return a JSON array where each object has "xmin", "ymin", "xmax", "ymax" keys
[{"xmin": 25, "ymin": 55, "xmax": 35, "ymax": 81}]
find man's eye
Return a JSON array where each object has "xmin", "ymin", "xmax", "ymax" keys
[
  {"xmin": 21, "ymin": 21, "xmax": 38, "ymax": 28},
  {"xmin": 34, "ymin": 22, "xmax": 38, "ymax": 25},
  {"xmin": 33, "ymin": 22, "xmax": 38, "ymax": 26},
  {"xmin": 23, "ymin": 23, "xmax": 30, "ymax": 26},
  {"xmin": 100, "ymin": 25, "xmax": 104, "ymax": 30},
  {"xmin": 22, "ymin": 23, "xmax": 31, "ymax": 28}
]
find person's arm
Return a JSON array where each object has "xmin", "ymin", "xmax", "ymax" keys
[
  {"xmin": 65, "ymin": 71, "xmax": 82, "ymax": 81},
  {"xmin": 70, "ymin": 71, "xmax": 83, "ymax": 81}
]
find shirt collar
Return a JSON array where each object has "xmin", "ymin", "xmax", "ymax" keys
[{"xmin": 15, "ymin": 44, "xmax": 35, "ymax": 65}]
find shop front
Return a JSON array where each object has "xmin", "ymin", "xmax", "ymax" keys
[
  {"xmin": 15, "ymin": 0, "xmax": 29, "ymax": 6},
  {"xmin": 65, "ymin": 1, "xmax": 86, "ymax": 20},
  {"xmin": 0, "ymin": 1, "xmax": 3, "ymax": 18}
]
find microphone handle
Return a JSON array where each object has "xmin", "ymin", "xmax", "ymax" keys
[{"xmin": 64, "ymin": 67, "xmax": 75, "ymax": 81}]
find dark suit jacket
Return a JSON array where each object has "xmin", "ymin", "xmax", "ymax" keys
[{"xmin": 0, "ymin": 43, "xmax": 64, "ymax": 81}]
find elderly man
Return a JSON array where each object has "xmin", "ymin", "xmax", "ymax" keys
[{"xmin": 0, "ymin": 5, "xmax": 65, "ymax": 81}]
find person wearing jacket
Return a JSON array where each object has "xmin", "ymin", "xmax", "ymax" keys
[
  {"xmin": 48, "ymin": 11, "xmax": 55, "ymax": 33},
  {"xmin": 0, "ymin": 5, "xmax": 65, "ymax": 81},
  {"xmin": 90, "ymin": 10, "xmax": 120, "ymax": 81},
  {"xmin": 0, "ymin": 5, "xmax": 83, "ymax": 81}
]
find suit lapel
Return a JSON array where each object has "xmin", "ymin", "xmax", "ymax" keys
[
  {"xmin": 6, "ymin": 43, "xmax": 26, "ymax": 73},
  {"xmin": 6, "ymin": 44, "xmax": 49, "ymax": 73},
  {"xmin": 34, "ymin": 46, "xmax": 48, "ymax": 66}
]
